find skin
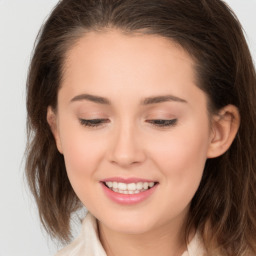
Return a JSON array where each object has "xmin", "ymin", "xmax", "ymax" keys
[{"xmin": 47, "ymin": 30, "xmax": 240, "ymax": 256}]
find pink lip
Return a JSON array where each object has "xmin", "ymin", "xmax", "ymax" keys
[
  {"xmin": 100, "ymin": 181, "xmax": 158, "ymax": 205},
  {"xmin": 101, "ymin": 177, "xmax": 156, "ymax": 183}
]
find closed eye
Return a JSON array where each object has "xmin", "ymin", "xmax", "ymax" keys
[
  {"xmin": 79, "ymin": 118, "xmax": 177, "ymax": 128},
  {"xmin": 146, "ymin": 119, "xmax": 177, "ymax": 127},
  {"xmin": 79, "ymin": 119, "xmax": 110, "ymax": 127}
]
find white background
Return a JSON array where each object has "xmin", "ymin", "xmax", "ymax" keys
[{"xmin": 0, "ymin": 1, "xmax": 255, "ymax": 255}]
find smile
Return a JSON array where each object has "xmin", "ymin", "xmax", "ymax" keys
[
  {"xmin": 104, "ymin": 181, "xmax": 156, "ymax": 194},
  {"xmin": 101, "ymin": 178, "xmax": 159, "ymax": 205}
]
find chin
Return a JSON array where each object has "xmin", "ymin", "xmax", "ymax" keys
[{"xmin": 96, "ymin": 210, "xmax": 164, "ymax": 235}]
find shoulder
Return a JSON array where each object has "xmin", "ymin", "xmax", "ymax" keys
[
  {"xmin": 183, "ymin": 232, "xmax": 206, "ymax": 256},
  {"xmin": 185, "ymin": 233, "xmax": 256, "ymax": 256},
  {"xmin": 55, "ymin": 213, "xmax": 106, "ymax": 256}
]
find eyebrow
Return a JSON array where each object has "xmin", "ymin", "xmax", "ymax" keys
[
  {"xmin": 70, "ymin": 94, "xmax": 187, "ymax": 105},
  {"xmin": 142, "ymin": 95, "xmax": 187, "ymax": 105},
  {"xmin": 70, "ymin": 94, "xmax": 110, "ymax": 104}
]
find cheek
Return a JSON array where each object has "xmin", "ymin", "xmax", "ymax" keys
[
  {"xmin": 60, "ymin": 133, "xmax": 106, "ymax": 207},
  {"xmin": 151, "ymin": 120, "xmax": 210, "ymax": 190},
  {"xmin": 58, "ymin": 121, "xmax": 105, "ymax": 189}
]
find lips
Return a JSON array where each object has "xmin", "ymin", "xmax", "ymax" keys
[
  {"xmin": 104, "ymin": 181, "xmax": 156, "ymax": 194},
  {"xmin": 100, "ymin": 178, "xmax": 158, "ymax": 205}
]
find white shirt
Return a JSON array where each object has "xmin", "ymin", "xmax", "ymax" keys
[{"xmin": 56, "ymin": 213, "xmax": 206, "ymax": 256}]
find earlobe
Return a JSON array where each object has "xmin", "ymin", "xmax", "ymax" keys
[
  {"xmin": 207, "ymin": 105, "xmax": 240, "ymax": 158},
  {"xmin": 46, "ymin": 106, "xmax": 63, "ymax": 154}
]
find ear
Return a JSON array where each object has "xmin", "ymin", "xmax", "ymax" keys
[
  {"xmin": 46, "ymin": 106, "xmax": 63, "ymax": 154},
  {"xmin": 207, "ymin": 105, "xmax": 240, "ymax": 158}
]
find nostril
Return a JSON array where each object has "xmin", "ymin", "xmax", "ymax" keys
[{"xmin": 108, "ymin": 132, "xmax": 146, "ymax": 166}]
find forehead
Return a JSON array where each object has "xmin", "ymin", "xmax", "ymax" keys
[
  {"xmin": 59, "ymin": 29, "xmax": 204, "ymax": 109},
  {"xmin": 63, "ymin": 29, "xmax": 196, "ymax": 82}
]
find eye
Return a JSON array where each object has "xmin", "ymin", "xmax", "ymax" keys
[
  {"xmin": 79, "ymin": 118, "xmax": 110, "ymax": 127},
  {"xmin": 146, "ymin": 119, "xmax": 177, "ymax": 127}
]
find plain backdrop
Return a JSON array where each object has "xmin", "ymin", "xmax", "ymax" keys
[{"xmin": 0, "ymin": 1, "xmax": 255, "ymax": 255}]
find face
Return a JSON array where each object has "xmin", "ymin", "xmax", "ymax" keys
[{"xmin": 51, "ymin": 30, "xmax": 214, "ymax": 235}]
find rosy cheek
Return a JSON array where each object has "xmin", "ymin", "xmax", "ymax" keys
[
  {"xmin": 62, "ymin": 131, "xmax": 104, "ymax": 178},
  {"xmin": 152, "ymin": 126, "xmax": 208, "ymax": 175}
]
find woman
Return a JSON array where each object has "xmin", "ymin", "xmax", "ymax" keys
[{"xmin": 25, "ymin": 0, "xmax": 256, "ymax": 255}]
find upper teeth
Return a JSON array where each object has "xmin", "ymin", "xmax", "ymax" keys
[{"xmin": 105, "ymin": 181, "xmax": 155, "ymax": 191}]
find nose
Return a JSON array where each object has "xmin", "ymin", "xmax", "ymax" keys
[{"xmin": 108, "ymin": 122, "xmax": 146, "ymax": 168}]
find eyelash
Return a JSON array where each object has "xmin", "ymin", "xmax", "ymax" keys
[
  {"xmin": 79, "ymin": 118, "xmax": 177, "ymax": 128},
  {"xmin": 79, "ymin": 119, "xmax": 110, "ymax": 127},
  {"xmin": 146, "ymin": 119, "xmax": 177, "ymax": 127}
]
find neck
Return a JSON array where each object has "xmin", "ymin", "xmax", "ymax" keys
[{"xmin": 98, "ymin": 216, "xmax": 191, "ymax": 256}]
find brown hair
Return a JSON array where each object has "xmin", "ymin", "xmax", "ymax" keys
[{"xmin": 26, "ymin": 0, "xmax": 256, "ymax": 254}]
